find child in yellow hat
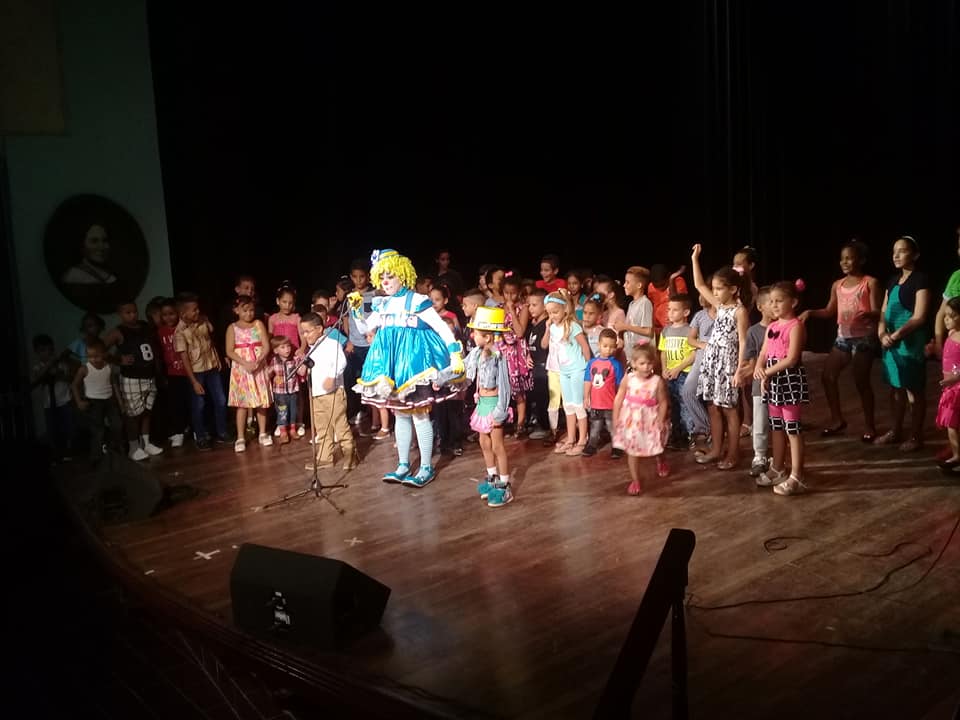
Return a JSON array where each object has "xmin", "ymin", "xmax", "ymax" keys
[{"xmin": 464, "ymin": 306, "xmax": 515, "ymax": 507}]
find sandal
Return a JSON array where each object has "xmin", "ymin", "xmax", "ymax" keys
[
  {"xmin": 656, "ymin": 456, "xmax": 670, "ymax": 477},
  {"xmin": 627, "ymin": 479, "xmax": 643, "ymax": 496},
  {"xmin": 898, "ymin": 438, "xmax": 923, "ymax": 453},
  {"xmin": 695, "ymin": 452, "xmax": 720, "ymax": 465},
  {"xmin": 554, "ymin": 440, "xmax": 574, "ymax": 454},
  {"xmin": 938, "ymin": 459, "xmax": 960, "ymax": 476},
  {"xmin": 821, "ymin": 421, "xmax": 847, "ymax": 437},
  {"xmin": 773, "ymin": 475, "xmax": 807, "ymax": 496},
  {"xmin": 716, "ymin": 459, "xmax": 737, "ymax": 471},
  {"xmin": 872, "ymin": 430, "xmax": 900, "ymax": 446},
  {"xmin": 565, "ymin": 442, "xmax": 588, "ymax": 457}
]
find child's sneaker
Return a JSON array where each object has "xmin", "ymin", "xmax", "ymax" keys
[
  {"xmin": 143, "ymin": 441, "xmax": 164, "ymax": 456},
  {"xmin": 773, "ymin": 475, "xmax": 806, "ymax": 496},
  {"xmin": 259, "ymin": 433, "xmax": 273, "ymax": 447},
  {"xmin": 611, "ymin": 448, "xmax": 624, "ymax": 459},
  {"xmin": 383, "ymin": 463, "xmax": 410, "ymax": 483},
  {"xmin": 169, "ymin": 433, "xmax": 184, "ymax": 448},
  {"xmin": 477, "ymin": 475, "xmax": 498, "ymax": 499},
  {"xmin": 402, "ymin": 465, "xmax": 436, "ymax": 488},
  {"xmin": 373, "ymin": 428, "xmax": 391, "ymax": 441},
  {"xmin": 234, "ymin": 440, "xmax": 246, "ymax": 453},
  {"xmin": 487, "ymin": 483, "xmax": 514, "ymax": 508},
  {"xmin": 756, "ymin": 466, "xmax": 786, "ymax": 487},
  {"xmin": 274, "ymin": 426, "xmax": 281, "ymax": 437},
  {"xmin": 749, "ymin": 456, "xmax": 769, "ymax": 477},
  {"xmin": 195, "ymin": 436, "xmax": 212, "ymax": 452},
  {"xmin": 128, "ymin": 447, "xmax": 149, "ymax": 462},
  {"xmin": 296, "ymin": 424, "xmax": 306, "ymax": 438},
  {"xmin": 279, "ymin": 428, "xmax": 290, "ymax": 444},
  {"xmin": 581, "ymin": 444, "xmax": 597, "ymax": 457}
]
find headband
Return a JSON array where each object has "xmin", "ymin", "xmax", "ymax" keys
[{"xmin": 545, "ymin": 297, "xmax": 567, "ymax": 306}]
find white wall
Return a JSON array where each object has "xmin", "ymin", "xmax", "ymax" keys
[{"xmin": 3, "ymin": 0, "xmax": 172, "ymax": 431}]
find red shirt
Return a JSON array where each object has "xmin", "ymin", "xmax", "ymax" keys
[
  {"xmin": 647, "ymin": 277, "xmax": 688, "ymax": 330},
  {"xmin": 535, "ymin": 278, "xmax": 568, "ymax": 293},
  {"xmin": 584, "ymin": 356, "xmax": 624, "ymax": 410},
  {"xmin": 158, "ymin": 325, "xmax": 187, "ymax": 376}
]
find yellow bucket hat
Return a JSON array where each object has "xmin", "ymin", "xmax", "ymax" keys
[{"xmin": 467, "ymin": 305, "xmax": 508, "ymax": 332}]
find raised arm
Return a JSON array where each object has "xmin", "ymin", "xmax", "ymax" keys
[
  {"xmin": 800, "ymin": 279, "xmax": 839, "ymax": 323},
  {"xmin": 690, "ymin": 244, "xmax": 717, "ymax": 308}
]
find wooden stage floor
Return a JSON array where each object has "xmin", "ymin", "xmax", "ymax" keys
[{"xmin": 63, "ymin": 354, "xmax": 960, "ymax": 719}]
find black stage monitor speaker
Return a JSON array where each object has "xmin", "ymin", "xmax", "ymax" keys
[
  {"xmin": 97, "ymin": 455, "xmax": 165, "ymax": 522},
  {"xmin": 230, "ymin": 543, "xmax": 391, "ymax": 650}
]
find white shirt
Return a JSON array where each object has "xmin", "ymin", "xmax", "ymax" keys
[
  {"xmin": 307, "ymin": 335, "xmax": 347, "ymax": 396},
  {"xmin": 83, "ymin": 362, "xmax": 114, "ymax": 400}
]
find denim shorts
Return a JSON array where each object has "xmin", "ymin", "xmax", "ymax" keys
[{"xmin": 834, "ymin": 335, "xmax": 878, "ymax": 355}]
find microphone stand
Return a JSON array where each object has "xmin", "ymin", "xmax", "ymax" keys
[{"xmin": 257, "ymin": 302, "xmax": 354, "ymax": 515}]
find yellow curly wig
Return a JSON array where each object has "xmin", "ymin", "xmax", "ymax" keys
[{"xmin": 371, "ymin": 252, "xmax": 417, "ymax": 291}]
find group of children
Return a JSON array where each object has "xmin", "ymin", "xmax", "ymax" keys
[{"xmin": 38, "ymin": 234, "xmax": 960, "ymax": 505}]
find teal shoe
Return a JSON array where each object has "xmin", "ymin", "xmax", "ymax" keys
[
  {"xmin": 402, "ymin": 465, "xmax": 436, "ymax": 488},
  {"xmin": 487, "ymin": 483, "xmax": 514, "ymax": 508},
  {"xmin": 477, "ymin": 475, "xmax": 498, "ymax": 500},
  {"xmin": 383, "ymin": 463, "xmax": 410, "ymax": 484}
]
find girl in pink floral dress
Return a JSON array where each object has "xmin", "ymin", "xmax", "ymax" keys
[
  {"xmin": 498, "ymin": 275, "xmax": 534, "ymax": 436},
  {"xmin": 227, "ymin": 295, "xmax": 273, "ymax": 452},
  {"xmin": 613, "ymin": 343, "xmax": 669, "ymax": 495}
]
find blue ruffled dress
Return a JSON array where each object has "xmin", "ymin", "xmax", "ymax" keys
[{"xmin": 355, "ymin": 289, "xmax": 462, "ymax": 410}]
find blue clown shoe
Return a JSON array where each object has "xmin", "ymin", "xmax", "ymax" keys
[
  {"xmin": 402, "ymin": 465, "xmax": 436, "ymax": 488},
  {"xmin": 383, "ymin": 463, "xmax": 410, "ymax": 484},
  {"xmin": 477, "ymin": 475, "xmax": 498, "ymax": 500},
  {"xmin": 486, "ymin": 483, "xmax": 514, "ymax": 508}
]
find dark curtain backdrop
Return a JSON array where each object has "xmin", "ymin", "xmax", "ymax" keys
[{"xmin": 150, "ymin": 1, "xmax": 959, "ymax": 347}]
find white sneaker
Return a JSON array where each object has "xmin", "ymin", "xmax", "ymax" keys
[
  {"xmin": 169, "ymin": 433, "xmax": 184, "ymax": 448},
  {"xmin": 129, "ymin": 447, "xmax": 149, "ymax": 461},
  {"xmin": 259, "ymin": 433, "xmax": 273, "ymax": 447},
  {"xmin": 235, "ymin": 440, "xmax": 246, "ymax": 453},
  {"xmin": 143, "ymin": 441, "xmax": 164, "ymax": 456},
  {"xmin": 274, "ymin": 426, "xmax": 281, "ymax": 437},
  {"xmin": 296, "ymin": 424, "xmax": 306, "ymax": 437}
]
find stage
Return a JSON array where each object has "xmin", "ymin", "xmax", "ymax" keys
[{"xmin": 59, "ymin": 354, "xmax": 960, "ymax": 719}]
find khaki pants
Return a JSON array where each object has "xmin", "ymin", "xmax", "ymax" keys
[{"xmin": 311, "ymin": 388, "xmax": 354, "ymax": 464}]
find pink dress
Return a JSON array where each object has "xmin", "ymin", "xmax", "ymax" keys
[
  {"xmin": 613, "ymin": 373, "xmax": 664, "ymax": 457},
  {"xmin": 269, "ymin": 312, "xmax": 302, "ymax": 349},
  {"xmin": 228, "ymin": 323, "xmax": 273, "ymax": 408},
  {"xmin": 936, "ymin": 337, "xmax": 960, "ymax": 429},
  {"xmin": 494, "ymin": 309, "xmax": 534, "ymax": 395}
]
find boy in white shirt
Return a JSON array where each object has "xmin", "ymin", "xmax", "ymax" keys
[{"xmin": 300, "ymin": 313, "xmax": 356, "ymax": 471}]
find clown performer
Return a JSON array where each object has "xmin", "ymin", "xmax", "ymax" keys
[
  {"xmin": 348, "ymin": 249, "xmax": 465, "ymax": 487},
  {"xmin": 463, "ymin": 306, "xmax": 515, "ymax": 508}
]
